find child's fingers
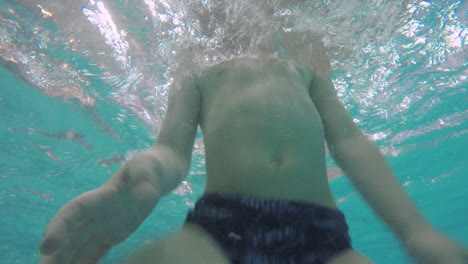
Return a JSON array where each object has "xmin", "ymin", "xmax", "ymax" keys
[
  {"xmin": 40, "ymin": 202, "xmax": 86, "ymax": 255},
  {"xmin": 40, "ymin": 187, "xmax": 111, "ymax": 255}
]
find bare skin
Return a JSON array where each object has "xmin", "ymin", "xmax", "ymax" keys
[
  {"xmin": 198, "ymin": 56, "xmax": 335, "ymax": 207},
  {"xmin": 39, "ymin": 37, "xmax": 467, "ymax": 264}
]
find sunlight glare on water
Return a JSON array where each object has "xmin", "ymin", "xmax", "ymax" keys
[{"xmin": 1, "ymin": 0, "xmax": 465, "ymax": 137}]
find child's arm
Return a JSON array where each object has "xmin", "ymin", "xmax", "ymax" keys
[
  {"xmin": 39, "ymin": 74, "xmax": 201, "ymax": 264},
  {"xmin": 310, "ymin": 63, "xmax": 428, "ymax": 241},
  {"xmin": 309, "ymin": 40, "xmax": 467, "ymax": 263},
  {"xmin": 108, "ymin": 74, "xmax": 201, "ymax": 196}
]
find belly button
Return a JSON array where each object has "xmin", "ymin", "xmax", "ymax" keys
[{"xmin": 274, "ymin": 155, "xmax": 288, "ymax": 170}]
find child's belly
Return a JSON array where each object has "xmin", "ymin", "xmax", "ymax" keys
[
  {"xmin": 202, "ymin": 118, "xmax": 337, "ymax": 208},
  {"xmin": 199, "ymin": 57, "xmax": 335, "ymax": 208}
]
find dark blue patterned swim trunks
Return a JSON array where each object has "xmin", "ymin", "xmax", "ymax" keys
[{"xmin": 185, "ymin": 193, "xmax": 352, "ymax": 264}]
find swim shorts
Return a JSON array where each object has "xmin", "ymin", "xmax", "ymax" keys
[{"xmin": 185, "ymin": 193, "xmax": 352, "ymax": 264}]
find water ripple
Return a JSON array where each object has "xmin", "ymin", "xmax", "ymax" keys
[{"xmin": 1, "ymin": 0, "xmax": 467, "ymax": 154}]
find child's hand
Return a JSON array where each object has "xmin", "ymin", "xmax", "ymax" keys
[
  {"xmin": 403, "ymin": 226, "xmax": 468, "ymax": 264},
  {"xmin": 39, "ymin": 151, "xmax": 161, "ymax": 264}
]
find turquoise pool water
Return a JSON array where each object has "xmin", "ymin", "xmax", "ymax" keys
[{"xmin": 1, "ymin": 0, "xmax": 467, "ymax": 263}]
